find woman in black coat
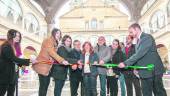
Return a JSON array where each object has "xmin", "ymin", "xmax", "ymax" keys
[
  {"xmin": 107, "ymin": 39, "xmax": 126, "ymax": 96},
  {"xmin": 51, "ymin": 35, "xmax": 79, "ymax": 96},
  {"xmin": 0, "ymin": 29, "xmax": 30, "ymax": 96}
]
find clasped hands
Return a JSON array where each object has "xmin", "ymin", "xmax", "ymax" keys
[
  {"xmin": 71, "ymin": 60, "xmax": 83, "ymax": 70},
  {"xmin": 71, "ymin": 60, "xmax": 99, "ymax": 70}
]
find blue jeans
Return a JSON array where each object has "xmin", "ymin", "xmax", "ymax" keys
[
  {"xmin": 119, "ymin": 73, "xmax": 126, "ymax": 96},
  {"xmin": 99, "ymin": 74, "xmax": 106, "ymax": 96},
  {"xmin": 54, "ymin": 79, "xmax": 65, "ymax": 96},
  {"xmin": 83, "ymin": 74, "xmax": 97, "ymax": 96}
]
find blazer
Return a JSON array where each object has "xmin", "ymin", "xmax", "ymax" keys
[
  {"xmin": 80, "ymin": 53, "xmax": 99, "ymax": 77},
  {"xmin": 94, "ymin": 45, "xmax": 111, "ymax": 75},
  {"xmin": 0, "ymin": 41, "xmax": 30, "ymax": 84},
  {"xmin": 124, "ymin": 32, "xmax": 165, "ymax": 78},
  {"xmin": 36, "ymin": 36, "xmax": 64, "ymax": 64}
]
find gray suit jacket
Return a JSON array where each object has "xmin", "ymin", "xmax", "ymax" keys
[
  {"xmin": 124, "ymin": 32, "xmax": 165, "ymax": 78},
  {"xmin": 94, "ymin": 45, "xmax": 111, "ymax": 75}
]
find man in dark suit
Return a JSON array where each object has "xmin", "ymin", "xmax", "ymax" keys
[
  {"xmin": 118, "ymin": 23, "xmax": 167, "ymax": 96},
  {"xmin": 69, "ymin": 40, "xmax": 84, "ymax": 96}
]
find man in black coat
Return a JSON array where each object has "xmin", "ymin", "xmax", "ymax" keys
[
  {"xmin": 69, "ymin": 40, "xmax": 83, "ymax": 96},
  {"xmin": 118, "ymin": 23, "xmax": 167, "ymax": 96}
]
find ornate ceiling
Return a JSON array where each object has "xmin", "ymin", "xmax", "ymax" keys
[{"xmin": 34, "ymin": 0, "xmax": 148, "ymax": 23}]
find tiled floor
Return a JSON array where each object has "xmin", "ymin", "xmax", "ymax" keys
[{"xmin": 15, "ymin": 67, "xmax": 170, "ymax": 96}]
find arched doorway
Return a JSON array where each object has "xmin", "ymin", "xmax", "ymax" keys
[{"xmin": 157, "ymin": 44, "xmax": 169, "ymax": 70}]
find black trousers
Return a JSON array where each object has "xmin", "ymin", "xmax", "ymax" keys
[
  {"xmin": 70, "ymin": 75, "xmax": 84, "ymax": 96},
  {"xmin": 0, "ymin": 84, "xmax": 15, "ymax": 96},
  {"xmin": 107, "ymin": 76, "xmax": 118, "ymax": 96},
  {"xmin": 124, "ymin": 73, "xmax": 142, "ymax": 96},
  {"xmin": 141, "ymin": 75, "xmax": 167, "ymax": 96},
  {"xmin": 38, "ymin": 74, "xmax": 51, "ymax": 96}
]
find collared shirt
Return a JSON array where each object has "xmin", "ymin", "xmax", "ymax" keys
[
  {"xmin": 137, "ymin": 32, "xmax": 142, "ymax": 40},
  {"xmin": 136, "ymin": 32, "xmax": 142, "ymax": 44},
  {"xmin": 85, "ymin": 52, "xmax": 90, "ymax": 64},
  {"xmin": 84, "ymin": 52, "xmax": 91, "ymax": 73}
]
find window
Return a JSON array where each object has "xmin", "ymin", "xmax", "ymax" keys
[
  {"xmin": 91, "ymin": 18, "xmax": 97, "ymax": 29},
  {"xmin": 90, "ymin": 36, "xmax": 98, "ymax": 46},
  {"xmin": 150, "ymin": 10, "xmax": 165, "ymax": 33},
  {"xmin": 29, "ymin": 23, "xmax": 34, "ymax": 33},
  {"xmin": 150, "ymin": 15, "xmax": 158, "ymax": 32},
  {"xmin": 0, "ymin": 0, "xmax": 23, "ymax": 23},
  {"xmin": 24, "ymin": 13, "xmax": 40, "ymax": 33},
  {"xmin": 157, "ymin": 12, "xmax": 165, "ymax": 28},
  {"xmin": 105, "ymin": 35, "xmax": 114, "ymax": 45},
  {"xmin": 7, "ymin": 10, "xmax": 14, "ymax": 20},
  {"xmin": 16, "ymin": 16, "xmax": 22, "ymax": 25},
  {"xmin": 99, "ymin": 20, "xmax": 104, "ymax": 30},
  {"xmin": 85, "ymin": 21, "xmax": 89, "ymax": 30}
]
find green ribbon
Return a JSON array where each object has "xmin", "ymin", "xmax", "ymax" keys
[{"xmin": 103, "ymin": 64, "xmax": 154, "ymax": 71}]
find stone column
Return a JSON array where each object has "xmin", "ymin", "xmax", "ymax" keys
[{"xmin": 45, "ymin": 17, "xmax": 56, "ymax": 37}]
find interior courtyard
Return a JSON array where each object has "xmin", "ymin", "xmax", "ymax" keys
[{"xmin": 0, "ymin": 0, "xmax": 170, "ymax": 96}]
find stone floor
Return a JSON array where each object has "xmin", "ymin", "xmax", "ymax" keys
[{"xmin": 12, "ymin": 67, "xmax": 170, "ymax": 96}]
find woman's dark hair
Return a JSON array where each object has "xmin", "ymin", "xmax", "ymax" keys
[
  {"xmin": 17, "ymin": 32, "xmax": 22, "ymax": 43},
  {"xmin": 7, "ymin": 29, "xmax": 22, "ymax": 43},
  {"xmin": 7, "ymin": 29, "xmax": 16, "ymax": 42},
  {"xmin": 113, "ymin": 39, "xmax": 121, "ymax": 51},
  {"xmin": 61, "ymin": 35, "xmax": 72, "ymax": 48},
  {"xmin": 120, "ymin": 42, "xmax": 125, "ymax": 47},
  {"xmin": 0, "ymin": 29, "xmax": 21, "ymax": 56},
  {"xmin": 82, "ymin": 41, "xmax": 94, "ymax": 55},
  {"xmin": 51, "ymin": 28, "xmax": 62, "ymax": 41}
]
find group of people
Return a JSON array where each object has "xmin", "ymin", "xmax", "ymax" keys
[{"xmin": 0, "ymin": 23, "xmax": 167, "ymax": 96}]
